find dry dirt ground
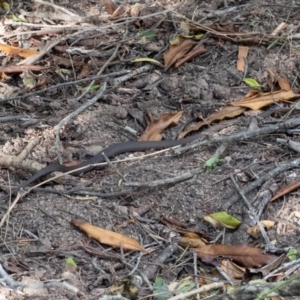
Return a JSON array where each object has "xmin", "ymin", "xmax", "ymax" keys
[{"xmin": 1, "ymin": 0, "xmax": 300, "ymax": 299}]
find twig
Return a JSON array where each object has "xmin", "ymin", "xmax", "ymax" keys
[
  {"xmin": 0, "ymin": 70, "xmax": 128, "ymax": 103},
  {"xmin": 34, "ymin": 0, "xmax": 78, "ymax": 16},
  {"xmin": 0, "ymin": 263, "xmax": 78, "ymax": 294},
  {"xmin": 175, "ymin": 117, "xmax": 300, "ymax": 155},
  {"xmin": 167, "ymin": 282, "xmax": 224, "ymax": 300},
  {"xmin": 193, "ymin": 252, "xmax": 200, "ymax": 300},
  {"xmin": 53, "ymin": 82, "xmax": 107, "ymax": 163},
  {"xmin": 123, "ymin": 167, "xmax": 203, "ymax": 188},
  {"xmin": 102, "ymin": 152, "xmax": 127, "ymax": 182},
  {"xmin": 223, "ymin": 157, "xmax": 300, "ymax": 210},
  {"xmin": 229, "ymin": 174, "xmax": 275, "ymax": 252}
]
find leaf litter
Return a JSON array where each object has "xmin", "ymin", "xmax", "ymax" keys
[{"xmin": 0, "ymin": 0, "xmax": 300, "ymax": 299}]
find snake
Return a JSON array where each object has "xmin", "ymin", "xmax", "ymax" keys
[{"xmin": 16, "ymin": 132, "xmax": 204, "ymax": 191}]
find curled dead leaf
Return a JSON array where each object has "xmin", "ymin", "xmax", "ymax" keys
[
  {"xmin": 179, "ymin": 106, "xmax": 245, "ymax": 139},
  {"xmin": 229, "ymin": 90, "xmax": 300, "ymax": 110},
  {"xmin": 139, "ymin": 111, "xmax": 183, "ymax": 141}
]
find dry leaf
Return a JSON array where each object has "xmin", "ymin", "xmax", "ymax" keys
[
  {"xmin": 237, "ymin": 46, "xmax": 249, "ymax": 72},
  {"xmin": 271, "ymin": 22, "xmax": 287, "ymax": 36},
  {"xmin": 267, "ymin": 69, "xmax": 277, "ymax": 84},
  {"xmin": 179, "ymin": 106, "xmax": 245, "ymax": 138},
  {"xmin": 102, "ymin": 0, "xmax": 118, "ymax": 14},
  {"xmin": 139, "ymin": 111, "xmax": 183, "ymax": 141},
  {"xmin": 220, "ymin": 260, "xmax": 245, "ymax": 279},
  {"xmin": 277, "ymin": 77, "xmax": 291, "ymax": 91},
  {"xmin": 197, "ymin": 244, "xmax": 277, "ymax": 268},
  {"xmin": 71, "ymin": 219, "xmax": 147, "ymax": 252},
  {"xmin": 229, "ymin": 89, "xmax": 300, "ymax": 110},
  {"xmin": 179, "ymin": 233, "xmax": 207, "ymax": 248},
  {"xmin": 0, "ymin": 44, "xmax": 38, "ymax": 58},
  {"xmin": 271, "ymin": 180, "xmax": 300, "ymax": 202},
  {"xmin": 174, "ymin": 43, "xmax": 206, "ymax": 68},
  {"xmin": 247, "ymin": 220, "xmax": 275, "ymax": 239},
  {"xmin": 164, "ymin": 38, "xmax": 197, "ymax": 70}
]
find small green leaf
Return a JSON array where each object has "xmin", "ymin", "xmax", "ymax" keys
[
  {"xmin": 175, "ymin": 277, "xmax": 195, "ymax": 294},
  {"xmin": 139, "ymin": 30, "xmax": 157, "ymax": 42},
  {"xmin": 243, "ymin": 78, "xmax": 261, "ymax": 90},
  {"xmin": 181, "ymin": 34, "xmax": 204, "ymax": 40},
  {"xmin": 23, "ymin": 77, "xmax": 36, "ymax": 88},
  {"xmin": 132, "ymin": 57, "xmax": 164, "ymax": 68},
  {"xmin": 12, "ymin": 13, "xmax": 27, "ymax": 22},
  {"xmin": 205, "ymin": 156, "xmax": 219, "ymax": 170},
  {"xmin": 287, "ymin": 248, "xmax": 297, "ymax": 261},
  {"xmin": 2, "ymin": 2, "xmax": 10, "ymax": 9},
  {"xmin": 65, "ymin": 257, "xmax": 77, "ymax": 272},
  {"xmin": 267, "ymin": 38, "xmax": 279, "ymax": 50},
  {"xmin": 153, "ymin": 277, "xmax": 170, "ymax": 300},
  {"xmin": 206, "ymin": 211, "xmax": 241, "ymax": 229}
]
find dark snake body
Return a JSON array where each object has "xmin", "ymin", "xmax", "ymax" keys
[{"xmin": 19, "ymin": 133, "xmax": 203, "ymax": 190}]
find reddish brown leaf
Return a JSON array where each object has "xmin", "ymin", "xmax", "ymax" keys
[
  {"xmin": 197, "ymin": 244, "xmax": 277, "ymax": 268},
  {"xmin": 71, "ymin": 219, "xmax": 147, "ymax": 252},
  {"xmin": 271, "ymin": 180, "xmax": 300, "ymax": 202},
  {"xmin": 102, "ymin": 0, "xmax": 118, "ymax": 14},
  {"xmin": 139, "ymin": 111, "xmax": 183, "ymax": 141},
  {"xmin": 179, "ymin": 106, "xmax": 245, "ymax": 138}
]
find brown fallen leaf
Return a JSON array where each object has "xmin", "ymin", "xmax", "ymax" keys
[
  {"xmin": 220, "ymin": 260, "xmax": 245, "ymax": 279},
  {"xmin": 0, "ymin": 44, "xmax": 38, "ymax": 58},
  {"xmin": 102, "ymin": 0, "xmax": 118, "ymax": 14},
  {"xmin": 164, "ymin": 38, "xmax": 197, "ymax": 70},
  {"xmin": 237, "ymin": 46, "xmax": 249, "ymax": 72},
  {"xmin": 174, "ymin": 43, "xmax": 206, "ymax": 68},
  {"xmin": 179, "ymin": 233, "xmax": 207, "ymax": 248},
  {"xmin": 197, "ymin": 244, "xmax": 277, "ymax": 268},
  {"xmin": 247, "ymin": 220, "xmax": 275, "ymax": 239},
  {"xmin": 277, "ymin": 77, "xmax": 291, "ymax": 92},
  {"xmin": 229, "ymin": 89, "xmax": 300, "ymax": 110},
  {"xmin": 139, "ymin": 111, "xmax": 183, "ymax": 141},
  {"xmin": 271, "ymin": 180, "xmax": 300, "ymax": 202},
  {"xmin": 71, "ymin": 219, "xmax": 147, "ymax": 252},
  {"xmin": 179, "ymin": 106, "xmax": 245, "ymax": 139}
]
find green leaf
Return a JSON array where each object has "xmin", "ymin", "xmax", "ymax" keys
[
  {"xmin": 12, "ymin": 13, "xmax": 27, "ymax": 22},
  {"xmin": 206, "ymin": 211, "xmax": 241, "ymax": 229},
  {"xmin": 205, "ymin": 156, "xmax": 219, "ymax": 170},
  {"xmin": 2, "ymin": 2, "xmax": 10, "ymax": 9},
  {"xmin": 139, "ymin": 30, "xmax": 157, "ymax": 42},
  {"xmin": 181, "ymin": 34, "xmax": 204, "ymax": 40},
  {"xmin": 132, "ymin": 57, "xmax": 164, "ymax": 68},
  {"xmin": 65, "ymin": 257, "xmax": 77, "ymax": 272},
  {"xmin": 287, "ymin": 248, "xmax": 297, "ymax": 261},
  {"xmin": 243, "ymin": 78, "xmax": 261, "ymax": 90},
  {"xmin": 175, "ymin": 277, "xmax": 195, "ymax": 294},
  {"xmin": 153, "ymin": 277, "xmax": 170, "ymax": 300},
  {"xmin": 267, "ymin": 38, "xmax": 279, "ymax": 50}
]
